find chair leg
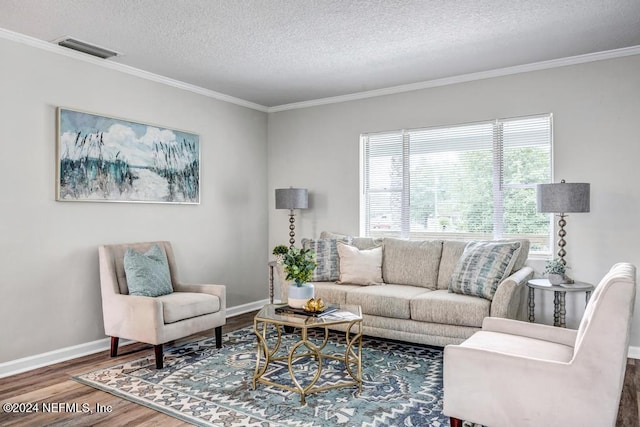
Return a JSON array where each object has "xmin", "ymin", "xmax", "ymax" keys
[
  {"xmin": 450, "ymin": 417, "xmax": 463, "ymax": 427},
  {"xmin": 110, "ymin": 337, "xmax": 119, "ymax": 357},
  {"xmin": 154, "ymin": 344, "xmax": 163, "ymax": 369},
  {"xmin": 215, "ymin": 326, "xmax": 222, "ymax": 348}
]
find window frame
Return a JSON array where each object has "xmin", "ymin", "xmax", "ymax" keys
[{"xmin": 360, "ymin": 114, "xmax": 553, "ymax": 255}]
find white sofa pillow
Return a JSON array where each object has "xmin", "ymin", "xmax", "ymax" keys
[{"xmin": 336, "ymin": 242, "xmax": 383, "ymax": 286}]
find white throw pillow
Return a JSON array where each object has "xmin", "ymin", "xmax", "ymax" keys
[{"xmin": 336, "ymin": 242, "xmax": 383, "ymax": 285}]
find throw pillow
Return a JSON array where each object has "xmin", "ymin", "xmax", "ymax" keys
[
  {"xmin": 449, "ymin": 241, "xmax": 522, "ymax": 300},
  {"xmin": 124, "ymin": 244, "xmax": 173, "ymax": 297},
  {"xmin": 302, "ymin": 238, "xmax": 347, "ymax": 281},
  {"xmin": 336, "ymin": 242, "xmax": 383, "ymax": 286}
]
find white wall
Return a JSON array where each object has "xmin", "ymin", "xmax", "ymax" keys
[
  {"xmin": 268, "ymin": 55, "xmax": 640, "ymax": 342},
  {"xmin": 0, "ymin": 37, "xmax": 268, "ymax": 363}
]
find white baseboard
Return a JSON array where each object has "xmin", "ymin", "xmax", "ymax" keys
[
  {"xmin": 627, "ymin": 346, "xmax": 640, "ymax": 360},
  {"xmin": 225, "ymin": 298, "xmax": 271, "ymax": 318},
  {"xmin": 0, "ymin": 299, "xmax": 274, "ymax": 379}
]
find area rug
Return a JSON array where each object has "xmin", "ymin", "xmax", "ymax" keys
[{"xmin": 74, "ymin": 326, "xmax": 451, "ymax": 426}]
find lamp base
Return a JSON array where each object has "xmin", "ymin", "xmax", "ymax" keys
[
  {"xmin": 288, "ymin": 212, "xmax": 296, "ymax": 247},
  {"xmin": 556, "ymin": 213, "xmax": 567, "ymax": 265}
]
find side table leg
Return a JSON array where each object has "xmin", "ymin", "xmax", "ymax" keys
[
  {"xmin": 269, "ymin": 264, "xmax": 274, "ymax": 304},
  {"xmin": 558, "ymin": 292, "xmax": 567, "ymax": 328},
  {"xmin": 553, "ymin": 291, "xmax": 560, "ymax": 327},
  {"xmin": 528, "ymin": 287, "xmax": 535, "ymax": 322}
]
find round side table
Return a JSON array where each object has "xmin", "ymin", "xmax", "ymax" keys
[{"xmin": 527, "ymin": 278, "xmax": 594, "ymax": 327}]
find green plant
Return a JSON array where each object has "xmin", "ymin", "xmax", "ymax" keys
[
  {"xmin": 272, "ymin": 244, "xmax": 289, "ymax": 258},
  {"xmin": 543, "ymin": 258, "xmax": 569, "ymax": 275},
  {"xmin": 272, "ymin": 245, "xmax": 317, "ymax": 286}
]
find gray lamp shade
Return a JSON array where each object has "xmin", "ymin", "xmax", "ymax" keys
[
  {"xmin": 275, "ymin": 188, "xmax": 308, "ymax": 210},
  {"xmin": 537, "ymin": 181, "xmax": 590, "ymax": 213}
]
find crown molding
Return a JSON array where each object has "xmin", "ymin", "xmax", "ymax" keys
[
  {"xmin": 268, "ymin": 45, "xmax": 640, "ymax": 113},
  {"xmin": 0, "ymin": 28, "xmax": 269, "ymax": 113},
  {"xmin": 2, "ymin": 27, "xmax": 638, "ymax": 115}
]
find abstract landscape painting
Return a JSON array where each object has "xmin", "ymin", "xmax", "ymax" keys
[{"xmin": 56, "ymin": 108, "xmax": 200, "ymax": 204}]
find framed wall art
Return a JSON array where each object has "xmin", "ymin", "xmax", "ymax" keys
[{"xmin": 56, "ymin": 108, "xmax": 200, "ymax": 204}]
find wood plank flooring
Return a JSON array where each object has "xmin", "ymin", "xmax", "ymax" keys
[{"xmin": 0, "ymin": 311, "xmax": 638, "ymax": 426}]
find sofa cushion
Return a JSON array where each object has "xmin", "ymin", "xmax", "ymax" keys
[
  {"xmin": 382, "ymin": 238, "xmax": 443, "ymax": 289},
  {"xmin": 124, "ymin": 244, "xmax": 173, "ymax": 297},
  {"xmin": 346, "ymin": 284, "xmax": 429, "ymax": 319},
  {"xmin": 461, "ymin": 330, "xmax": 574, "ymax": 362},
  {"xmin": 319, "ymin": 231, "xmax": 383, "ymax": 250},
  {"xmin": 312, "ymin": 281, "xmax": 362, "ymax": 305},
  {"xmin": 158, "ymin": 292, "xmax": 220, "ymax": 324},
  {"xmin": 411, "ymin": 289, "xmax": 490, "ymax": 327},
  {"xmin": 302, "ymin": 238, "xmax": 346, "ymax": 281},
  {"xmin": 337, "ymin": 242, "xmax": 383, "ymax": 285},
  {"xmin": 437, "ymin": 241, "xmax": 468, "ymax": 290},
  {"xmin": 352, "ymin": 237, "xmax": 384, "ymax": 250},
  {"xmin": 449, "ymin": 241, "xmax": 522, "ymax": 300}
]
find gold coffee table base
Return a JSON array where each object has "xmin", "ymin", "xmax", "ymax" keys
[{"xmin": 251, "ymin": 304, "xmax": 363, "ymax": 405}]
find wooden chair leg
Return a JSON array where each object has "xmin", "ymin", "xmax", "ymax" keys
[
  {"xmin": 215, "ymin": 326, "xmax": 222, "ymax": 348},
  {"xmin": 110, "ymin": 337, "xmax": 119, "ymax": 357},
  {"xmin": 154, "ymin": 344, "xmax": 163, "ymax": 369},
  {"xmin": 450, "ymin": 417, "xmax": 463, "ymax": 427}
]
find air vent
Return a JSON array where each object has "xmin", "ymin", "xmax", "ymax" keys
[{"xmin": 55, "ymin": 37, "xmax": 120, "ymax": 59}]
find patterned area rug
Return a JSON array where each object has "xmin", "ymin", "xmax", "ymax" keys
[{"xmin": 75, "ymin": 326, "xmax": 451, "ymax": 426}]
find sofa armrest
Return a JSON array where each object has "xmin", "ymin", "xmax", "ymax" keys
[
  {"xmin": 489, "ymin": 266, "xmax": 534, "ymax": 319},
  {"xmin": 482, "ymin": 317, "xmax": 578, "ymax": 347},
  {"xmin": 443, "ymin": 343, "xmax": 576, "ymax": 424},
  {"xmin": 101, "ymin": 294, "xmax": 164, "ymax": 343}
]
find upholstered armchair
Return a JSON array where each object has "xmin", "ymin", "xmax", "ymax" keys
[
  {"xmin": 443, "ymin": 262, "xmax": 636, "ymax": 427},
  {"xmin": 98, "ymin": 241, "xmax": 226, "ymax": 369}
]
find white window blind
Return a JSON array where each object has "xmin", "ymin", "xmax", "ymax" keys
[{"xmin": 361, "ymin": 114, "xmax": 552, "ymax": 253}]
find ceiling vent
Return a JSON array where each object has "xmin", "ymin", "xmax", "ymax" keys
[{"xmin": 55, "ymin": 37, "xmax": 120, "ymax": 59}]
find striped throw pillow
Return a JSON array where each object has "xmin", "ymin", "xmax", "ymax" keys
[
  {"xmin": 302, "ymin": 238, "xmax": 350, "ymax": 282},
  {"xmin": 449, "ymin": 241, "xmax": 521, "ymax": 300}
]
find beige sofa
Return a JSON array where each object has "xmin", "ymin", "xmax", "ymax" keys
[{"xmin": 278, "ymin": 233, "xmax": 533, "ymax": 347}]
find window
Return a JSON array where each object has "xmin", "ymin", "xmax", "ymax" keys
[{"xmin": 361, "ymin": 114, "xmax": 552, "ymax": 253}]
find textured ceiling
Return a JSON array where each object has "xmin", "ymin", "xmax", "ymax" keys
[{"xmin": 1, "ymin": 0, "xmax": 639, "ymax": 107}]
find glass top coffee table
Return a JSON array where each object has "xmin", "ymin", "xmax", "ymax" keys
[{"xmin": 252, "ymin": 303, "xmax": 363, "ymax": 404}]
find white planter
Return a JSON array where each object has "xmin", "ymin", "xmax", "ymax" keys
[
  {"xmin": 288, "ymin": 283, "xmax": 314, "ymax": 308},
  {"xmin": 548, "ymin": 273, "xmax": 564, "ymax": 285}
]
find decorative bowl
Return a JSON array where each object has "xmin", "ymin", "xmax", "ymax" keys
[{"xmin": 303, "ymin": 298, "xmax": 325, "ymax": 313}]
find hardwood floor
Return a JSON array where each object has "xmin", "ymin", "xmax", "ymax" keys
[
  {"xmin": 0, "ymin": 311, "xmax": 638, "ymax": 426},
  {"xmin": 0, "ymin": 311, "xmax": 257, "ymax": 427}
]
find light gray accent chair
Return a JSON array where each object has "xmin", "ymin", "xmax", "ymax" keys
[
  {"xmin": 98, "ymin": 241, "xmax": 226, "ymax": 369},
  {"xmin": 443, "ymin": 262, "xmax": 636, "ymax": 427}
]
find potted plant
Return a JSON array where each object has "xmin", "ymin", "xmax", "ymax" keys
[
  {"xmin": 273, "ymin": 245, "xmax": 317, "ymax": 308},
  {"xmin": 544, "ymin": 258, "xmax": 569, "ymax": 285}
]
